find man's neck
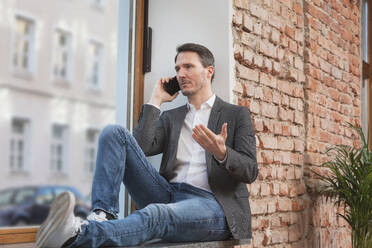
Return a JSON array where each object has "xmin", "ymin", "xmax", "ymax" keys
[{"xmin": 187, "ymin": 90, "xmax": 214, "ymax": 110}]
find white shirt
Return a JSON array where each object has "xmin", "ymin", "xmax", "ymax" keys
[{"xmin": 169, "ymin": 94, "xmax": 216, "ymax": 192}]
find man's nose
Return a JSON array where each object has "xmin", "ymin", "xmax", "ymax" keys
[{"xmin": 177, "ymin": 68, "xmax": 186, "ymax": 78}]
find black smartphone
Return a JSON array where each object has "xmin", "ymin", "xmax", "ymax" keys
[{"xmin": 163, "ymin": 77, "xmax": 180, "ymax": 96}]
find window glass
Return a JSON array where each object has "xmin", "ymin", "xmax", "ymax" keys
[
  {"xmin": 85, "ymin": 129, "xmax": 100, "ymax": 173},
  {"xmin": 13, "ymin": 16, "xmax": 34, "ymax": 72},
  {"xmin": 0, "ymin": 190, "xmax": 14, "ymax": 206},
  {"xmin": 10, "ymin": 119, "xmax": 29, "ymax": 173},
  {"xmin": 13, "ymin": 188, "xmax": 36, "ymax": 204},
  {"xmin": 87, "ymin": 41, "xmax": 103, "ymax": 88},
  {"xmin": 50, "ymin": 124, "xmax": 68, "ymax": 174},
  {"xmin": 0, "ymin": 0, "xmax": 118, "ymax": 227},
  {"xmin": 35, "ymin": 188, "xmax": 54, "ymax": 205},
  {"xmin": 53, "ymin": 29, "xmax": 72, "ymax": 81}
]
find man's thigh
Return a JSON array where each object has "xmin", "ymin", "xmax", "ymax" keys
[
  {"xmin": 120, "ymin": 127, "xmax": 171, "ymax": 208},
  {"xmin": 160, "ymin": 196, "xmax": 231, "ymax": 242}
]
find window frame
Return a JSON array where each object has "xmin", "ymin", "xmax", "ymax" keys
[
  {"xmin": 10, "ymin": 13, "xmax": 37, "ymax": 78},
  {"xmin": 85, "ymin": 38, "xmax": 105, "ymax": 91},
  {"xmin": 9, "ymin": 118, "xmax": 31, "ymax": 174},
  {"xmin": 84, "ymin": 128, "xmax": 100, "ymax": 174},
  {"xmin": 362, "ymin": 0, "xmax": 372, "ymax": 150},
  {"xmin": 51, "ymin": 27, "xmax": 73, "ymax": 84},
  {"xmin": 50, "ymin": 124, "xmax": 69, "ymax": 176}
]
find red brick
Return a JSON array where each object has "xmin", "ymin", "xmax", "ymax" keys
[
  {"xmin": 233, "ymin": 10, "xmax": 243, "ymax": 26},
  {"xmin": 253, "ymin": 21, "xmax": 262, "ymax": 36},
  {"xmin": 241, "ymin": 32, "xmax": 258, "ymax": 50},
  {"xmin": 293, "ymin": 2, "xmax": 303, "ymax": 15},
  {"xmin": 251, "ymin": 199, "xmax": 268, "ymax": 215},
  {"xmin": 250, "ymin": 3, "xmax": 268, "ymax": 21},
  {"xmin": 260, "ymin": 72, "xmax": 277, "ymax": 88},
  {"xmin": 249, "ymin": 99, "xmax": 260, "ymax": 114},
  {"xmin": 285, "ymin": 25, "xmax": 295, "ymax": 39},
  {"xmin": 253, "ymin": 54, "xmax": 263, "ymax": 68},
  {"xmin": 279, "ymin": 182, "xmax": 288, "ymax": 196},
  {"xmin": 259, "ymin": 135, "xmax": 278, "ymax": 149},
  {"xmin": 262, "ymin": 102, "xmax": 278, "ymax": 118},
  {"xmin": 268, "ymin": 14, "xmax": 282, "ymax": 30},
  {"xmin": 276, "ymin": 198, "xmax": 292, "ymax": 212},
  {"xmin": 263, "ymin": 87, "xmax": 273, "ymax": 102},
  {"xmin": 277, "ymin": 137, "xmax": 294, "ymax": 151},
  {"xmin": 234, "ymin": 0, "xmax": 248, "ymax": 9},
  {"xmin": 237, "ymin": 63, "xmax": 259, "ymax": 82},
  {"xmin": 242, "ymin": 13, "xmax": 253, "ymax": 32}
]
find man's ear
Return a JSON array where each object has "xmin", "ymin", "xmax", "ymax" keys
[{"xmin": 207, "ymin": 66, "xmax": 214, "ymax": 80}]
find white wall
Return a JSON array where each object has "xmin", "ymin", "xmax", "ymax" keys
[{"xmin": 145, "ymin": 0, "xmax": 234, "ymax": 167}]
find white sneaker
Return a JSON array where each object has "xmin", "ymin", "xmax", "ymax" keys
[
  {"xmin": 36, "ymin": 191, "xmax": 88, "ymax": 248},
  {"xmin": 87, "ymin": 210, "xmax": 109, "ymax": 223}
]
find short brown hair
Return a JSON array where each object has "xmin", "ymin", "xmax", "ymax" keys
[{"xmin": 175, "ymin": 43, "xmax": 215, "ymax": 81}]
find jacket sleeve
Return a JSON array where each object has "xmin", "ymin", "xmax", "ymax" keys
[
  {"xmin": 133, "ymin": 104, "xmax": 167, "ymax": 156},
  {"xmin": 218, "ymin": 107, "xmax": 258, "ymax": 184}
]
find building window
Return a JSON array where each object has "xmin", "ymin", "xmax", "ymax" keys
[
  {"xmin": 87, "ymin": 40, "xmax": 103, "ymax": 89},
  {"xmin": 10, "ymin": 119, "xmax": 30, "ymax": 173},
  {"xmin": 50, "ymin": 124, "xmax": 68, "ymax": 174},
  {"xmin": 85, "ymin": 129, "xmax": 99, "ymax": 173},
  {"xmin": 53, "ymin": 29, "xmax": 72, "ymax": 82},
  {"xmin": 12, "ymin": 16, "xmax": 35, "ymax": 74}
]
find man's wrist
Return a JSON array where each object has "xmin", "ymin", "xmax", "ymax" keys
[
  {"xmin": 215, "ymin": 147, "xmax": 227, "ymax": 161},
  {"xmin": 149, "ymin": 97, "xmax": 162, "ymax": 108}
]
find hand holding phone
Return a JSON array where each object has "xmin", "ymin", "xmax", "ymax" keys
[{"xmin": 163, "ymin": 77, "xmax": 180, "ymax": 96}]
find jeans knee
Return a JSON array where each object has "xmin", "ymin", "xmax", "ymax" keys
[{"xmin": 99, "ymin": 124, "xmax": 128, "ymax": 145}]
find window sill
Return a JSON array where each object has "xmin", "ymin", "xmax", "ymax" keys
[
  {"xmin": 12, "ymin": 70, "xmax": 34, "ymax": 81},
  {"xmin": 0, "ymin": 226, "xmax": 38, "ymax": 245}
]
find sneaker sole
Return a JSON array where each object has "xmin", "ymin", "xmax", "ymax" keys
[{"xmin": 36, "ymin": 191, "xmax": 75, "ymax": 248}]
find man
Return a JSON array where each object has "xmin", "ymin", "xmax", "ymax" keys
[{"xmin": 36, "ymin": 43, "xmax": 258, "ymax": 247}]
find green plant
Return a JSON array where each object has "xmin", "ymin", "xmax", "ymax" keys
[{"xmin": 317, "ymin": 124, "xmax": 372, "ymax": 248}]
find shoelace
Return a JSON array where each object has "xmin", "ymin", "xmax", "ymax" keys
[{"xmin": 87, "ymin": 211, "xmax": 107, "ymax": 223}]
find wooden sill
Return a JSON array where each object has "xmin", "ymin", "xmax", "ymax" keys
[{"xmin": 0, "ymin": 226, "xmax": 38, "ymax": 245}]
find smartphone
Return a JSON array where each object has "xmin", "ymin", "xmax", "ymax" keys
[{"xmin": 163, "ymin": 77, "xmax": 180, "ymax": 96}]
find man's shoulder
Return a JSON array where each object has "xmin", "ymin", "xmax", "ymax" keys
[
  {"xmin": 163, "ymin": 104, "xmax": 187, "ymax": 114},
  {"xmin": 217, "ymin": 97, "xmax": 250, "ymax": 114}
]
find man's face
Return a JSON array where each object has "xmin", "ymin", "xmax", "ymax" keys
[{"xmin": 174, "ymin": 51, "xmax": 213, "ymax": 96}]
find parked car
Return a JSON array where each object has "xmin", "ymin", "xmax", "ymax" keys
[{"xmin": 0, "ymin": 185, "xmax": 91, "ymax": 226}]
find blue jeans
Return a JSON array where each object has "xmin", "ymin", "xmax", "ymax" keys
[{"xmin": 69, "ymin": 125, "xmax": 231, "ymax": 247}]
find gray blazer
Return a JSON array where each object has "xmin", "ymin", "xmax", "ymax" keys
[{"xmin": 133, "ymin": 96, "xmax": 258, "ymax": 239}]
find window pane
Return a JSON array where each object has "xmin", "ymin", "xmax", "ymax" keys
[
  {"xmin": 1, "ymin": 0, "xmax": 118, "ymax": 227},
  {"xmin": 13, "ymin": 17, "xmax": 33, "ymax": 72}
]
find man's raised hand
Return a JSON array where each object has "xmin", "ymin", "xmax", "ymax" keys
[
  {"xmin": 149, "ymin": 78, "xmax": 179, "ymax": 107},
  {"xmin": 192, "ymin": 123, "xmax": 227, "ymax": 161}
]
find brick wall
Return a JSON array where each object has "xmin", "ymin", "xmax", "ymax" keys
[{"xmin": 232, "ymin": 0, "xmax": 361, "ymax": 247}]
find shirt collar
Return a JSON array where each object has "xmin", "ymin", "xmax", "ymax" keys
[{"xmin": 187, "ymin": 94, "xmax": 216, "ymax": 111}]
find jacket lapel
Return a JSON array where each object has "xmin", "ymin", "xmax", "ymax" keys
[
  {"xmin": 168, "ymin": 104, "xmax": 188, "ymax": 171},
  {"xmin": 206, "ymin": 96, "xmax": 223, "ymax": 171}
]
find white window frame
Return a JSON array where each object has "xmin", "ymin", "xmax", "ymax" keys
[
  {"xmin": 85, "ymin": 128, "xmax": 100, "ymax": 174},
  {"xmin": 50, "ymin": 124, "xmax": 69, "ymax": 175},
  {"xmin": 85, "ymin": 38, "xmax": 105, "ymax": 91},
  {"xmin": 10, "ymin": 12, "xmax": 37, "ymax": 78},
  {"xmin": 9, "ymin": 118, "xmax": 31, "ymax": 174},
  {"xmin": 51, "ymin": 27, "xmax": 74, "ymax": 84}
]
